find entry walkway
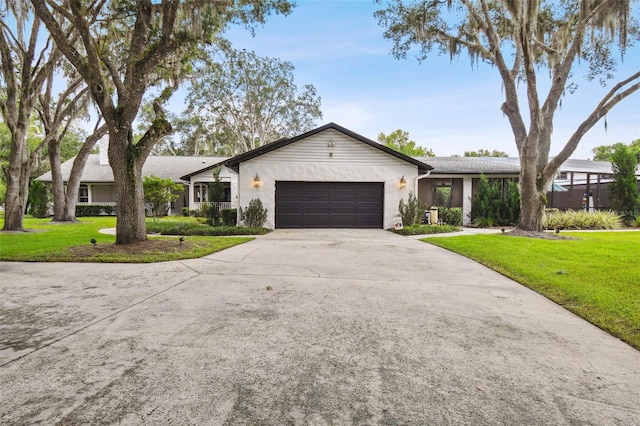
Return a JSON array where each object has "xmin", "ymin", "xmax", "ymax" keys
[{"xmin": 1, "ymin": 229, "xmax": 638, "ymax": 424}]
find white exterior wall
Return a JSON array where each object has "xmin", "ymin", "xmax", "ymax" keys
[
  {"xmin": 187, "ymin": 166, "xmax": 238, "ymax": 209},
  {"xmin": 237, "ymin": 129, "xmax": 418, "ymax": 229}
]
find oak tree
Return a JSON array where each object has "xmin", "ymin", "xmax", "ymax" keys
[
  {"xmin": 376, "ymin": 0, "xmax": 640, "ymax": 231},
  {"xmin": 378, "ymin": 129, "xmax": 435, "ymax": 156},
  {"xmin": 184, "ymin": 48, "xmax": 322, "ymax": 155},
  {"xmin": 30, "ymin": 0, "xmax": 292, "ymax": 243}
]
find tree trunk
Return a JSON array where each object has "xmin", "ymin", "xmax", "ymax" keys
[
  {"xmin": 517, "ymin": 157, "xmax": 548, "ymax": 232},
  {"xmin": 60, "ymin": 127, "xmax": 106, "ymax": 222},
  {"xmin": 110, "ymin": 132, "xmax": 147, "ymax": 244},
  {"xmin": 48, "ymin": 139, "xmax": 66, "ymax": 221},
  {"xmin": 2, "ymin": 132, "xmax": 30, "ymax": 231}
]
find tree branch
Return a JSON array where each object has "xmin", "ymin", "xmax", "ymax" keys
[{"xmin": 543, "ymin": 71, "xmax": 640, "ymax": 181}]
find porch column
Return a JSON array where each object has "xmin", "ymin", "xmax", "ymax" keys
[
  {"xmin": 188, "ymin": 181, "xmax": 194, "ymax": 212},
  {"xmin": 88, "ymin": 184, "xmax": 93, "ymax": 204},
  {"xmin": 462, "ymin": 177, "xmax": 472, "ymax": 226}
]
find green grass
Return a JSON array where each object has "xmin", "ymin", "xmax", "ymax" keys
[
  {"xmin": 0, "ymin": 217, "xmax": 253, "ymax": 263},
  {"xmin": 423, "ymin": 231, "xmax": 640, "ymax": 350}
]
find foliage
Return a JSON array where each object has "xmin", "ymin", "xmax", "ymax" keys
[
  {"xmin": 502, "ymin": 180, "xmax": 521, "ymax": 226},
  {"xmin": 183, "ymin": 48, "xmax": 322, "ymax": 155},
  {"xmin": 240, "ymin": 198, "xmax": 268, "ymax": 228},
  {"xmin": 398, "ymin": 192, "xmax": 424, "ymax": 226},
  {"xmin": 221, "ymin": 209, "xmax": 238, "ymax": 227},
  {"xmin": 608, "ymin": 144, "xmax": 640, "ymax": 223},
  {"xmin": 433, "ymin": 186, "xmax": 451, "ymax": 206},
  {"xmin": 201, "ymin": 167, "xmax": 228, "ymax": 226},
  {"xmin": 470, "ymin": 176, "xmax": 520, "ymax": 227},
  {"xmin": 143, "ymin": 176, "xmax": 183, "ymax": 222},
  {"xmin": 424, "ymin": 232, "xmax": 640, "ymax": 350},
  {"xmin": 378, "ymin": 129, "xmax": 434, "ymax": 156},
  {"xmin": 437, "ymin": 207, "xmax": 463, "ymax": 226},
  {"xmin": 392, "ymin": 224, "xmax": 460, "ymax": 235},
  {"xmin": 375, "ymin": 0, "xmax": 639, "ymax": 232},
  {"xmin": 146, "ymin": 219, "xmax": 269, "ymax": 236},
  {"xmin": 0, "ymin": 217, "xmax": 251, "ymax": 263},
  {"xmin": 470, "ymin": 175, "xmax": 501, "ymax": 227},
  {"xmin": 544, "ymin": 210, "xmax": 623, "ymax": 230},
  {"xmin": 463, "ymin": 149, "xmax": 508, "ymax": 157},
  {"xmin": 592, "ymin": 139, "xmax": 640, "ymax": 161},
  {"xmin": 31, "ymin": 0, "xmax": 293, "ymax": 244},
  {"xmin": 75, "ymin": 205, "xmax": 115, "ymax": 217},
  {"xmin": 28, "ymin": 181, "xmax": 49, "ymax": 218}
]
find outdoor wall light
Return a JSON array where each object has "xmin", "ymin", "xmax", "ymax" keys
[
  {"xmin": 399, "ymin": 176, "xmax": 407, "ymax": 189},
  {"xmin": 253, "ymin": 174, "xmax": 261, "ymax": 188},
  {"xmin": 328, "ymin": 140, "xmax": 335, "ymax": 148}
]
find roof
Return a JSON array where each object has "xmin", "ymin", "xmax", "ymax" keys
[
  {"xmin": 415, "ymin": 157, "xmax": 521, "ymax": 174},
  {"xmin": 214, "ymin": 122, "xmax": 434, "ymax": 176},
  {"xmin": 37, "ymin": 154, "xmax": 228, "ymax": 183},
  {"xmin": 414, "ymin": 156, "xmax": 638, "ymax": 175}
]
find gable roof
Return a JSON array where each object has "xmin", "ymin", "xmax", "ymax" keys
[
  {"xmin": 38, "ymin": 154, "xmax": 228, "ymax": 183},
  {"xmin": 181, "ymin": 123, "xmax": 434, "ymax": 179}
]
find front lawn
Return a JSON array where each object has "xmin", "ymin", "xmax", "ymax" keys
[
  {"xmin": 423, "ymin": 231, "xmax": 640, "ymax": 350},
  {"xmin": 0, "ymin": 217, "xmax": 253, "ymax": 263}
]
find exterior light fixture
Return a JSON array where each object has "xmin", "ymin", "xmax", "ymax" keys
[
  {"xmin": 253, "ymin": 174, "xmax": 261, "ymax": 188},
  {"xmin": 328, "ymin": 140, "xmax": 335, "ymax": 147},
  {"xmin": 399, "ymin": 176, "xmax": 407, "ymax": 189}
]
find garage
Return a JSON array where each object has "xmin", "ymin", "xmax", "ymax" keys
[{"xmin": 275, "ymin": 181, "xmax": 384, "ymax": 228}]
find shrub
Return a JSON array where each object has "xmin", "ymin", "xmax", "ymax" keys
[
  {"xmin": 609, "ymin": 144, "xmax": 639, "ymax": 223},
  {"xmin": 240, "ymin": 199, "xmax": 268, "ymax": 228},
  {"xmin": 221, "ymin": 209, "xmax": 237, "ymax": 226},
  {"xmin": 501, "ymin": 179, "xmax": 520, "ymax": 226},
  {"xmin": 470, "ymin": 175, "xmax": 520, "ymax": 227},
  {"xmin": 202, "ymin": 203, "xmax": 222, "ymax": 226},
  {"xmin": 543, "ymin": 209, "xmax": 623, "ymax": 230},
  {"xmin": 146, "ymin": 220, "xmax": 269, "ymax": 236},
  {"xmin": 398, "ymin": 192, "xmax": 424, "ymax": 226},
  {"xmin": 28, "ymin": 180, "xmax": 49, "ymax": 218},
  {"xmin": 75, "ymin": 205, "xmax": 115, "ymax": 216},
  {"xmin": 392, "ymin": 224, "xmax": 460, "ymax": 235},
  {"xmin": 438, "ymin": 207, "xmax": 463, "ymax": 226}
]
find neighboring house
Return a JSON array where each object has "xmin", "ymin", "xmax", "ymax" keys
[
  {"xmin": 38, "ymin": 123, "xmax": 639, "ymax": 227},
  {"xmin": 37, "ymin": 138, "xmax": 234, "ymax": 215}
]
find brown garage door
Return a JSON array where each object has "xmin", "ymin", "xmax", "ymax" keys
[{"xmin": 275, "ymin": 182, "xmax": 384, "ymax": 229}]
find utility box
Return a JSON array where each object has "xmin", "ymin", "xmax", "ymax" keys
[{"xmin": 430, "ymin": 206, "xmax": 439, "ymax": 225}]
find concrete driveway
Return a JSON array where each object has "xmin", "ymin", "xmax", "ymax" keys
[{"xmin": 1, "ymin": 229, "xmax": 639, "ymax": 425}]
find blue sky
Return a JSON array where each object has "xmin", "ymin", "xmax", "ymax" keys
[{"xmin": 185, "ymin": 0, "xmax": 640, "ymax": 158}]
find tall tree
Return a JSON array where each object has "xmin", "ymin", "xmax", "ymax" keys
[
  {"xmin": 378, "ymin": 129, "xmax": 434, "ymax": 156},
  {"xmin": 592, "ymin": 139, "xmax": 640, "ymax": 161},
  {"xmin": 376, "ymin": 0, "xmax": 640, "ymax": 232},
  {"xmin": 31, "ymin": 0, "xmax": 292, "ymax": 244},
  {"xmin": 0, "ymin": 1, "xmax": 63, "ymax": 230},
  {"xmin": 609, "ymin": 144, "xmax": 639, "ymax": 222},
  {"xmin": 464, "ymin": 149, "xmax": 509, "ymax": 157},
  {"xmin": 184, "ymin": 48, "xmax": 322, "ymax": 155}
]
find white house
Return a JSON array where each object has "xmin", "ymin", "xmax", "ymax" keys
[
  {"xmin": 181, "ymin": 122, "xmax": 432, "ymax": 229},
  {"xmin": 38, "ymin": 122, "xmax": 638, "ymax": 227}
]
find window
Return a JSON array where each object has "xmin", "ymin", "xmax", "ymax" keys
[
  {"xmin": 78, "ymin": 185, "xmax": 89, "ymax": 203},
  {"xmin": 194, "ymin": 182, "xmax": 232, "ymax": 202},
  {"xmin": 194, "ymin": 183, "xmax": 208, "ymax": 203}
]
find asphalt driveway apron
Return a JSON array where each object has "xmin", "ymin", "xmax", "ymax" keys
[{"xmin": 1, "ymin": 229, "xmax": 639, "ymax": 425}]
